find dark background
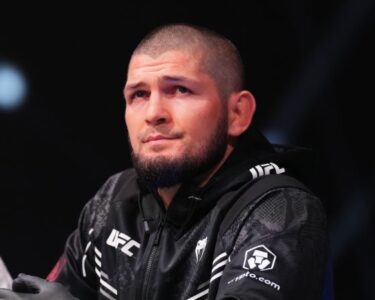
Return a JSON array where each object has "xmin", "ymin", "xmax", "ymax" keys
[{"xmin": 1, "ymin": 1, "xmax": 374, "ymax": 298}]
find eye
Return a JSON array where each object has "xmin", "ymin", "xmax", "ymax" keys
[
  {"xmin": 132, "ymin": 90, "xmax": 148, "ymax": 100},
  {"xmin": 175, "ymin": 86, "xmax": 191, "ymax": 94}
]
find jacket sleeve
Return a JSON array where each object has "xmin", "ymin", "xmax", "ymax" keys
[
  {"xmin": 46, "ymin": 173, "xmax": 122, "ymax": 300},
  {"xmin": 214, "ymin": 188, "xmax": 328, "ymax": 300}
]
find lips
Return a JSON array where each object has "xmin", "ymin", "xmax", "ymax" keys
[{"xmin": 142, "ymin": 135, "xmax": 175, "ymax": 143}]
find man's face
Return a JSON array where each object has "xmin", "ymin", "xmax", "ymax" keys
[{"xmin": 124, "ymin": 49, "xmax": 229, "ymax": 187}]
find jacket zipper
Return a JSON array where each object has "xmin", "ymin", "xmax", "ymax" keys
[{"xmin": 141, "ymin": 218, "xmax": 165, "ymax": 300}]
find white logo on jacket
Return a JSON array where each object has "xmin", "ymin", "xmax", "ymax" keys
[
  {"xmin": 106, "ymin": 229, "xmax": 140, "ymax": 257},
  {"xmin": 195, "ymin": 237, "xmax": 207, "ymax": 262},
  {"xmin": 243, "ymin": 245, "xmax": 276, "ymax": 271},
  {"xmin": 249, "ymin": 162, "xmax": 285, "ymax": 180}
]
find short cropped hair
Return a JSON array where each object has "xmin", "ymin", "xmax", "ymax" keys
[{"xmin": 131, "ymin": 23, "xmax": 244, "ymax": 99}]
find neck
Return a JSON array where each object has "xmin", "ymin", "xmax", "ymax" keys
[
  {"xmin": 157, "ymin": 185, "xmax": 181, "ymax": 208},
  {"xmin": 158, "ymin": 144, "xmax": 234, "ymax": 208}
]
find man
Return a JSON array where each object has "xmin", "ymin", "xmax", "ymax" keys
[{"xmin": 0, "ymin": 23, "xmax": 328, "ymax": 299}]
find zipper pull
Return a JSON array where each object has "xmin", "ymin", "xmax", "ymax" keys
[
  {"xmin": 154, "ymin": 219, "xmax": 165, "ymax": 246},
  {"xmin": 143, "ymin": 220, "xmax": 150, "ymax": 234}
]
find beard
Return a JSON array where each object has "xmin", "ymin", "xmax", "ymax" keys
[{"xmin": 131, "ymin": 113, "xmax": 228, "ymax": 189}]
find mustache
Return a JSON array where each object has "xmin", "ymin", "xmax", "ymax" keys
[{"xmin": 138, "ymin": 128, "xmax": 184, "ymax": 142}]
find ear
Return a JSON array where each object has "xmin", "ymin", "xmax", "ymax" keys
[{"xmin": 227, "ymin": 90, "xmax": 256, "ymax": 137}]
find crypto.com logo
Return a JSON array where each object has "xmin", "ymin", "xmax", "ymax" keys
[{"xmin": 243, "ymin": 245, "xmax": 276, "ymax": 271}]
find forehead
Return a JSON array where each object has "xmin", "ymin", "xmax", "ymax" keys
[{"xmin": 126, "ymin": 49, "xmax": 205, "ymax": 82}]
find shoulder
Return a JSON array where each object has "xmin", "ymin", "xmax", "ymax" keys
[
  {"xmin": 222, "ymin": 180, "xmax": 327, "ymax": 249},
  {"xmin": 251, "ymin": 187, "xmax": 326, "ymax": 231},
  {"xmin": 79, "ymin": 168, "xmax": 139, "ymax": 231},
  {"xmin": 92, "ymin": 168, "xmax": 137, "ymax": 201}
]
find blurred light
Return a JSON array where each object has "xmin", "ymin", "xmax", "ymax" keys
[
  {"xmin": 0, "ymin": 63, "xmax": 27, "ymax": 111},
  {"xmin": 263, "ymin": 129, "xmax": 289, "ymax": 145}
]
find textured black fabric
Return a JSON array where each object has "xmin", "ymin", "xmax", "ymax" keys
[{"xmin": 48, "ymin": 129, "xmax": 328, "ymax": 300}]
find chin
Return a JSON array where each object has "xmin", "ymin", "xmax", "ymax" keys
[
  {"xmin": 141, "ymin": 148, "xmax": 187, "ymax": 160},
  {"xmin": 141, "ymin": 153, "xmax": 181, "ymax": 163}
]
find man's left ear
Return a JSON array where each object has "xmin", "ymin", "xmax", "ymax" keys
[{"xmin": 227, "ymin": 90, "xmax": 256, "ymax": 137}]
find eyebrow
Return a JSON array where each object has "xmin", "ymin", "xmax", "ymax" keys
[
  {"xmin": 162, "ymin": 75, "xmax": 197, "ymax": 84},
  {"xmin": 161, "ymin": 76, "xmax": 201, "ymax": 90},
  {"xmin": 124, "ymin": 75, "xmax": 200, "ymax": 93},
  {"xmin": 124, "ymin": 82, "xmax": 145, "ymax": 92}
]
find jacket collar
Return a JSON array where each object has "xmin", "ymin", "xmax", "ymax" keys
[
  {"xmin": 138, "ymin": 127, "xmax": 314, "ymax": 232},
  {"xmin": 139, "ymin": 128, "xmax": 275, "ymax": 227}
]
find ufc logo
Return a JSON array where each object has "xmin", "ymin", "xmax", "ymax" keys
[
  {"xmin": 249, "ymin": 162, "xmax": 285, "ymax": 179},
  {"xmin": 106, "ymin": 229, "xmax": 140, "ymax": 257}
]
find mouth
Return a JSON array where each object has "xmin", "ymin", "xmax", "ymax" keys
[{"xmin": 142, "ymin": 135, "xmax": 177, "ymax": 143}]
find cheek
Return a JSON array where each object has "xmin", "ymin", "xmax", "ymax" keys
[
  {"xmin": 125, "ymin": 110, "xmax": 139, "ymax": 150},
  {"xmin": 125, "ymin": 107, "xmax": 139, "ymax": 131},
  {"xmin": 181, "ymin": 107, "xmax": 223, "ymax": 142}
]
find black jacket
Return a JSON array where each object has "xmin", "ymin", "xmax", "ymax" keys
[{"xmin": 49, "ymin": 129, "xmax": 328, "ymax": 299}]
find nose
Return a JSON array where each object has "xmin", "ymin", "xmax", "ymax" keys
[{"xmin": 145, "ymin": 93, "xmax": 170, "ymax": 126}]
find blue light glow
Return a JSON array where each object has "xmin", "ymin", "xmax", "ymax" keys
[
  {"xmin": 0, "ymin": 63, "xmax": 27, "ymax": 111},
  {"xmin": 263, "ymin": 129, "xmax": 289, "ymax": 145}
]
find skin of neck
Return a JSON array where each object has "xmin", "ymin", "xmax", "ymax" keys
[{"xmin": 157, "ymin": 143, "xmax": 235, "ymax": 208}]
